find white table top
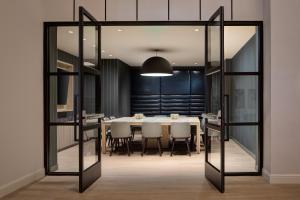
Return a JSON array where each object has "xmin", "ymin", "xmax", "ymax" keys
[{"xmin": 103, "ymin": 116, "xmax": 200, "ymax": 124}]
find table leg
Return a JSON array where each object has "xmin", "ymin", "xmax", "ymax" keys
[
  {"xmin": 196, "ymin": 123, "xmax": 201, "ymax": 154},
  {"xmin": 101, "ymin": 123, "xmax": 106, "ymax": 154}
]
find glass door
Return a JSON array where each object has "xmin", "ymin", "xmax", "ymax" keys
[
  {"xmin": 78, "ymin": 6, "xmax": 102, "ymax": 193},
  {"xmin": 204, "ymin": 6, "xmax": 225, "ymax": 193}
]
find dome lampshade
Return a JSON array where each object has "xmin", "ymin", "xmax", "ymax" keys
[{"xmin": 141, "ymin": 56, "xmax": 173, "ymax": 77}]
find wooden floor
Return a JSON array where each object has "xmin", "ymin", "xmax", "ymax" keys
[
  {"xmin": 56, "ymin": 140, "xmax": 257, "ymax": 173},
  {"xmin": 2, "ymin": 152, "xmax": 300, "ymax": 200}
]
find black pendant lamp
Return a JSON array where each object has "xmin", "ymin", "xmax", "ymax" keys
[{"xmin": 141, "ymin": 51, "xmax": 173, "ymax": 77}]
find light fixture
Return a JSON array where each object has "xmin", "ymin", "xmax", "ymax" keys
[
  {"xmin": 141, "ymin": 51, "xmax": 173, "ymax": 77},
  {"xmin": 172, "ymin": 62, "xmax": 176, "ymax": 65},
  {"xmin": 108, "ymin": 54, "xmax": 113, "ymax": 57},
  {"xmin": 68, "ymin": 30, "xmax": 74, "ymax": 34},
  {"xmin": 194, "ymin": 28, "xmax": 200, "ymax": 32},
  {"xmin": 101, "ymin": 50, "xmax": 105, "ymax": 53},
  {"xmin": 194, "ymin": 62, "xmax": 198, "ymax": 65},
  {"xmin": 92, "ymin": 44, "xmax": 96, "ymax": 48},
  {"xmin": 117, "ymin": 28, "xmax": 124, "ymax": 32},
  {"xmin": 83, "ymin": 38, "xmax": 87, "ymax": 41}
]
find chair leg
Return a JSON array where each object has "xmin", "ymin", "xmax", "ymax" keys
[
  {"xmin": 126, "ymin": 138, "xmax": 130, "ymax": 156},
  {"xmin": 157, "ymin": 138, "xmax": 162, "ymax": 156},
  {"xmin": 122, "ymin": 139, "xmax": 126, "ymax": 151},
  {"xmin": 141, "ymin": 137, "xmax": 145, "ymax": 156},
  {"xmin": 144, "ymin": 138, "xmax": 148, "ymax": 154},
  {"xmin": 130, "ymin": 137, "xmax": 134, "ymax": 153},
  {"xmin": 116, "ymin": 139, "xmax": 120, "ymax": 151},
  {"xmin": 171, "ymin": 138, "xmax": 175, "ymax": 156},
  {"xmin": 186, "ymin": 138, "xmax": 191, "ymax": 156},
  {"xmin": 110, "ymin": 139, "xmax": 115, "ymax": 156}
]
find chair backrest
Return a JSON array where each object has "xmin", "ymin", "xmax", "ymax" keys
[
  {"xmin": 170, "ymin": 122, "xmax": 191, "ymax": 138},
  {"xmin": 110, "ymin": 122, "xmax": 131, "ymax": 138},
  {"xmin": 103, "ymin": 117, "xmax": 110, "ymax": 121},
  {"xmin": 142, "ymin": 122, "xmax": 162, "ymax": 138}
]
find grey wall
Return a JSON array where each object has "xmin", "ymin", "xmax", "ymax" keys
[
  {"xmin": 264, "ymin": 0, "xmax": 300, "ymax": 182},
  {"xmin": 227, "ymin": 34, "xmax": 259, "ymax": 158},
  {"xmin": 101, "ymin": 59, "xmax": 131, "ymax": 117}
]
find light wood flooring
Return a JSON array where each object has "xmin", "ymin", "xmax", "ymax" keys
[
  {"xmin": 2, "ymin": 149, "xmax": 300, "ymax": 200},
  {"xmin": 55, "ymin": 139, "xmax": 257, "ymax": 173}
]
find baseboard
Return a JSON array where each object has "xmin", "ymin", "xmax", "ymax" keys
[
  {"xmin": 0, "ymin": 168, "xmax": 45, "ymax": 198},
  {"xmin": 262, "ymin": 168, "xmax": 300, "ymax": 184},
  {"xmin": 262, "ymin": 168, "xmax": 271, "ymax": 182}
]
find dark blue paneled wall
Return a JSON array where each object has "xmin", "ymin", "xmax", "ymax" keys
[{"xmin": 131, "ymin": 68, "xmax": 205, "ymax": 116}]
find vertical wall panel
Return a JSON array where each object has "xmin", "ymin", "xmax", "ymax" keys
[
  {"xmin": 75, "ymin": 0, "xmax": 105, "ymax": 21},
  {"xmin": 138, "ymin": 0, "xmax": 168, "ymax": 21},
  {"xmin": 101, "ymin": 59, "xmax": 130, "ymax": 117},
  {"xmin": 201, "ymin": 0, "xmax": 231, "ymax": 21},
  {"xmin": 107, "ymin": 0, "xmax": 136, "ymax": 21},
  {"xmin": 233, "ymin": 0, "xmax": 263, "ymax": 21},
  {"xmin": 169, "ymin": 0, "xmax": 200, "ymax": 21}
]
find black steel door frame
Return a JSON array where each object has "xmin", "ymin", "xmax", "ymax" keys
[
  {"xmin": 43, "ymin": 16, "xmax": 264, "ymax": 191},
  {"xmin": 204, "ymin": 6, "xmax": 225, "ymax": 193},
  {"xmin": 78, "ymin": 6, "xmax": 102, "ymax": 193}
]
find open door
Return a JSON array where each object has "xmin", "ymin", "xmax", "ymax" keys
[
  {"xmin": 204, "ymin": 6, "xmax": 225, "ymax": 193},
  {"xmin": 78, "ymin": 6, "xmax": 102, "ymax": 193}
]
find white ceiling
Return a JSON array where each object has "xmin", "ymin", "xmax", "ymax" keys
[{"xmin": 57, "ymin": 26, "xmax": 256, "ymax": 66}]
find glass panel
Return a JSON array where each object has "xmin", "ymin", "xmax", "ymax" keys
[
  {"xmin": 83, "ymin": 74, "xmax": 98, "ymax": 115},
  {"xmin": 225, "ymin": 126, "xmax": 259, "ymax": 172},
  {"xmin": 224, "ymin": 26, "xmax": 259, "ymax": 72},
  {"xmin": 49, "ymin": 125, "xmax": 79, "ymax": 172},
  {"xmin": 207, "ymin": 128, "xmax": 221, "ymax": 170},
  {"xmin": 225, "ymin": 76, "xmax": 258, "ymax": 123},
  {"xmin": 49, "ymin": 76, "xmax": 79, "ymax": 123},
  {"xmin": 49, "ymin": 26, "xmax": 79, "ymax": 72},
  {"xmin": 83, "ymin": 16, "xmax": 98, "ymax": 69},
  {"xmin": 83, "ymin": 128, "xmax": 99, "ymax": 170},
  {"xmin": 207, "ymin": 15, "xmax": 221, "ymax": 71}
]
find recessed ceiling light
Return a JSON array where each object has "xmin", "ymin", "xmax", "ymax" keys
[
  {"xmin": 194, "ymin": 28, "xmax": 200, "ymax": 32},
  {"xmin": 194, "ymin": 62, "xmax": 198, "ymax": 65},
  {"xmin": 172, "ymin": 62, "xmax": 176, "ymax": 65},
  {"xmin": 109, "ymin": 54, "xmax": 113, "ymax": 57},
  {"xmin": 101, "ymin": 50, "xmax": 105, "ymax": 53},
  {"xmin": 83, "ymin": 38, "xmax": 86, "ymax": 41},
  {"xmin": 68, "ymin": 30, "xmax": 74, "ymax": 34},
  {"xmin": 117, "ymin": 29, "xmax": 124, "ymax": 32}
]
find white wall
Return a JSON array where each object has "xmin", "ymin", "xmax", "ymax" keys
[
  {"xmin": 263, "ymin": 0, "xmax": 272, "ymax": 178},
  {"xmin": 0, "ymin": 0, "xmax": 45, "ymax": 198},
  {"xmin": 270, "ymin": 0, "xmax": 300, "ymax": 181},
  {"xmin": 263, "ymin": 0, "xmax": 300, "ymax": 184}
]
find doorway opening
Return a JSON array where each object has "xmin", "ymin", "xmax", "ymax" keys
[{"xmin": 44, "ymin": 7, "xmax": 263, "ymax": 193}]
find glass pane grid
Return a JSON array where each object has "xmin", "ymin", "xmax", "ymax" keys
[
  {"xmin": 207, "ymin": 128, "xmax": 221, "ymax": 170},
  {"xmin": 83, "ymin": 129, "xmax": 100, "ymax": 170}
]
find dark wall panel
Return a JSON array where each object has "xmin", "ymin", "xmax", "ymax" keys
[
  {"xmin": 131, "ymin": 69, "xmax": 160, "ymax": 95},
  {"xmin": 191, "ymin": 70, "xmax": 205, "ymax": 94},
  {"xmin": 161, "ymin": 70, "xmax": 190, "ymax": 95},
  {"xmin": 131, "ymin": 68, "xmax": 205, "ymax": 116},
  {"xmin": 101, "ymin": 59, "xmax": 131, "ymax": 117}
]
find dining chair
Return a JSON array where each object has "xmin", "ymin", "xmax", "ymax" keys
[
  {"xmin": 170, "ymin": 122, "xmax": 191, "ymax": 156},
  {"xmin": 102, "ymin": 117, "xmax": 111, "ymax": 147},
  {"xmin": 141, "ymin": 122, "xmax": 163, "ymax": 156},
  {"xmin": 110, "ymin": 122, "xmax": 133, "ymax": 156}
]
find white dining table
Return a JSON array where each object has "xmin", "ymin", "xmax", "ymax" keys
[{"xmin": 101, "ymin": 116, "xmax": 203, "ymax": 154}]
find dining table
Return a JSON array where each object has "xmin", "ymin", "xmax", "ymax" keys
[{"xmin": 101, "ymin": 116, "xmax": 203, "ymax": 154}]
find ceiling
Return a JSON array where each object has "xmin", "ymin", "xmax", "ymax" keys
[{"xmin": 57, "ymin": 25, "xmax": 256, "ymax": 67}]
